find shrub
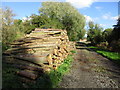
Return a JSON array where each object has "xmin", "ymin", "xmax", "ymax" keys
[
  {"xmin": 109, "ymin": 39, "xmax": 120, "ymax": 52},
  {"xmin": 96, "ymin": 42, "xmax": 108, "ymax": 50}
]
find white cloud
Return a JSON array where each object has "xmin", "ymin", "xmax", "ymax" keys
[
  {"xmin": 99, "ymin": 24, "xmax": 106, "ymax": 27},
  {"xmin": 102, "ymin": 13, "xmax": 118, "ymax": 20},
  {"xmin": 102, "ymin": 13, "xmax": 110, "ymax": 20},
  {"xmin": 84, "ymin": 15, "xmax": 100, "ymax": 23},
  {"xmin": 65, "ymin": 0, "xmax": 119, "ymax": 8},
  {"xmin": 66, "ymin": 0, "xmax": 97, "ymax": 8},
  {"xmin": 95, "ymin": 6, "xmax": 103, "ymax": 11},
  {"xmin": 111, "ymin": 16, "xmax": 118, "ymax": 20},
  {"xmin": 22, "ymin": 17, "xmax": 32, "ymax": 22},
  {"xmin": 22, "ymin": 17, "xmax": 27, "ymax": 22},
  {"xmin": 93, "ymin": 17, "xmax": 99, "ymax": 21},
  {"xmin": 84, "ymin": 15, "xmax": 93, "ymax": 22}
]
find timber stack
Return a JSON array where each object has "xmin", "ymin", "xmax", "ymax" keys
[{"xmin": 3, "ymin": 28, "xmax": 75, "ymax": 83}]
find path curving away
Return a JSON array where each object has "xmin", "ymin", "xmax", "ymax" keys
[{"xmin": 59, "ymin": 42, "xmax": 120, "ymax": 88}]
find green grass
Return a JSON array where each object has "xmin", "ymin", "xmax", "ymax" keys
[
  {"xmin": 88, "ymin": 46, "xmax": 120, "ymax": 65},
  {"xmin": 97, "ymin": 51, "xmax": 120, "ymax": 60},
  {"xmin": 49, "ymin": 55, "xmax": 73, "ymax": 88},
  {"xmin": 88, "ymin": 46, "xmax": 98, "ymax": 49},
  {"xmin": 70, "ymin": 50, "xmax": 76, "ymax": 54}
]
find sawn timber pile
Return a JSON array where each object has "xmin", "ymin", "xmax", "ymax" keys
[{"xmin": 3, "ymin": 28, "xmax": 75, "ymax": 82}]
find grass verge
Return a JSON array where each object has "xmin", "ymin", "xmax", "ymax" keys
[{"xmin": 88, "ymin": 46, "xmax": 120, "ymax": 65}]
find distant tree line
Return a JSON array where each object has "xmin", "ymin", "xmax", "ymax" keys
[{"xmin": 87, "ymin": 17, "xmax": 120, "ymax": 52}]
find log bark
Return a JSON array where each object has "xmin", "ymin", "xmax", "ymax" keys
[
  {"xmin": 13, "ymin": 55, "xmax": 48, "ymax": 65},
  {"xmin": 13, "ymin": 64, "xmax": 44, "ymax": 72},
  {"xmin": 17, "ymin": 70, "xmax": 38, "ymax": 80},
  {"xmin": 46, "ymin": 54, "xmax": 53, "ymax": 65}
]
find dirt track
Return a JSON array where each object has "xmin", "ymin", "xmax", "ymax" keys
[{"xmin": 59, "ymin": 42, "xmax": 120, "ymax": 88}]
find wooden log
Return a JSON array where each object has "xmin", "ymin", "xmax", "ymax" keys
[
  {"xmin": 22, "ymin": 43, "xmax": 58, "ymax": 47},
  {"xmin": 59, "ymin": 48, "xmax": 66, "ymax": 54},
  {"xmin": 3, "ymin": 46, "xmax": 54, "ymax": 53},
  {"xmin": 53, "ymin": 49, "xmax": 58, "ymax": 55},
  {"xmin": 53, "ymin": 65, "xmax": 58, "ymax": 70},
  {"xmin": 42, "ymin": 30, "xmax": 61, "ymax": 33},
  {"xmin": 3, "ymin": 56, "xmax": 44, "ymax": 68},
  {"xmin": 4, "ymin": 47, "xmax": 53, "ymax": 55},
  {"xmin": 25, "ymin": 47, "xmax": 53, "ymax": 52},
  {"xmin": 21, "ymin": 45, "xmax": 56, "ymax": 49},
  {"xmin": 32, "ymin": 52, "xmax": 51, "ymax": 56},
  {"xmin": 57, "ymin": 60, "xmax": 61, "ymax": 64},
  {"xmin": 63, "ymin": 47, "xmax": 69, "ymax": 53},
  {"xmin": 13, "ymin": 64, "xmax": 44, "ymax": 73},
  {"xmin": 46, "ymin": 54, "xmax": 53, "ymax": 65},
  {"xmin": 20, "ymin": 77, "xmax": 36, "ymax": 84},
  {"xmin": 13, "ymin": 55, "xmax": 48, "ymax": 65},
  {"xmin": 43, "ymin": 67, "xmax": 51, "ymax": 72},
  {"xmin": 45, "ymin": 36, "xmax": 62, "ymax": 39},
  {"xmin": 17, "ymin": 70, "xmax": 38, "ymax": 80},
  {"xmin": 57, "ymin": 52, "xmax": 63, "ymax": 57},
  {"xmin": 53, "ymin": 60, "xmax": 58, "ymax": 64}
]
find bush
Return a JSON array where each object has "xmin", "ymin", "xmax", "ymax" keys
[
  {"xmin": 109, "ymin": 39, "xmax": 120, "ymax": 52},
  {"xmin": 102, "ymin": 28, "xmax": 113, "ymax": 43},
  {"xmin": 2, "ymin": 26, "xmax": 17, "ymax": 51},
  {"xmin": 96, "ymin": 42, "xmax": 108, "ymax": 50},
  {"xmin": 87, "ymin": 22, "xmax": 103, "ymax": 45}
]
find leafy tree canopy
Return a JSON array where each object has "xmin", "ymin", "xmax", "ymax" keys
[
  {"xmin": 39, "ymin": 2, "xmax": 86, "ymax": 41},
  {"xmin": 87, "ymin": 21, "xmax": 103, "ymax": 44}
]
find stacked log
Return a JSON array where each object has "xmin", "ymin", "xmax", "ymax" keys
[{"xmin": 3, "ymin": 28, "xmax": 75, "ymax": 82}]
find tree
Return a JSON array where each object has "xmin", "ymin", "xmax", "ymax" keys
[
  {"xmin": 102, "ymin": 28, "xmax": 113, "ymax": 42},
  {"xmin": 2, "ymin": 7, "xmax": 25, "ymax": 51},
  {"xmin": 13, "ymin": 19, "xmax": 22, "ymax": 25},
  {"xmin": 2, "ymin": 7, "xmax": 15, "ymax": 26},
  {"xmin": 88, "ymin": 21, "xmax": 94, "ymax": 29},
  {"xmin": 30, "ymin": 14, "xmax": 63, "ymax": 29},
  {"xmin": 107, "ymin": 16, "xmax": 120, "ymax": 52},
  {"xmin": 111, "ymin": 16, "xmax": 120, "ymax": 41},
  {"xmin": 2, "ymin": 7, "xmax": 17, "ymax": 51},
  {"xmin": 39, "ymin": 2, "xmax": 86, "ymax": 41},
  {"xmin": 87, "ymin": 21, "xmax": 103, "ymax": 45}
]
